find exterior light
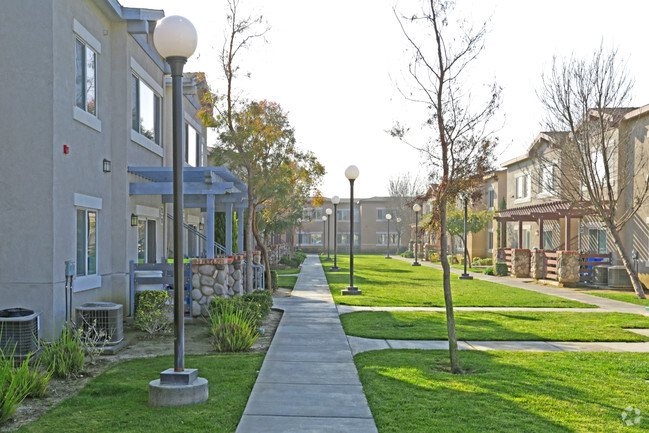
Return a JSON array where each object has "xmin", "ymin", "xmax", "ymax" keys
[
  {"xmin": 131, "ymin": 213, "xmax": 138, "ymax": 227},
  {"xmin": 102, "ymin": 159, "xmax": 111, "ymax": 173},
  {"xmin": 385, "ymin": 214, "xmax": 392, "ymax": 259},
  {"xmin": 412, "ymin": 204, "xmax": 421, "ymax": 266},
  {"xmin": 386, "ymin": 213, "xmax": 392, "ymax": 221},
  {"xmin": 326, "ymin": 208, "xmax": 332, "ymax": 216},
  {"xmin": 325, "ymin": 209, "xmax": 333, "ymax": 261},
  {"xmin": 332, "ymin": 195, "xmax": 340, "ymax": 205},
  {"xmin": 330, "ymin": 196, "xmax": 341, "ymax": 271},
  {"xmin": 153, "ymin": 15, "xmax": 198, "ymax": 59},
  {"xmin": 342, "ymin": 166, "xmax": 361, "ymax": 295},
  {"xmin": 345, "ymin": 165, "xmax": 359, "ymax": 180},
  {"xmin": 413, "ymin": 203, "xmax": 421, "ymax": 213}
]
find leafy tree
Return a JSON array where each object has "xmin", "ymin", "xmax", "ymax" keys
[
  {"xmin": 446, "ymin": 207, "xmax": 493, "ymax": 263},
  {"xmin": 391, "ymin": 0, "xmax": 500, "ymax": 373},
  {"xmin": 538, "ymin": 45, "xmax": 649, "ymax": 299}
]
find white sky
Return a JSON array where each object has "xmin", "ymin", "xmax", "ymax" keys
[{"xmin": 121, "ymin": 0, "xmax": 649, "ymax": 198}]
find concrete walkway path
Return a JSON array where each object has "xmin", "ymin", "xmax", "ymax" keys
[{"xmin": 236, "ymin": 255, "xmax": 378, "ymax": 433}]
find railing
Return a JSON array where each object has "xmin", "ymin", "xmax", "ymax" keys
[
  {"xmin": 579, "ymin": 253, "xmax": 611, "ymax": 283},
  {"xmin": 544, "ymin": 250, "xmax": 558, "ymax": 280},
  {"xmin": 167, "ymin": 213, "xmax": 226, "ymax": 256}
]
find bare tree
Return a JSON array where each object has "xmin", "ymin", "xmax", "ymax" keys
[
  {"xmin": 391, "ymin": 0, "xmax": 500, "ymax": 373},
  {"xmin": 388, "ymin": 173, "xmax": 424, "ymax": 253},
  {"xmin": 539, "ymin": 45, "xmax": 649, "ymax": 299},
  {"xmin": 200, "ymin": 0, "xmax": 269, "ymax": 292}
]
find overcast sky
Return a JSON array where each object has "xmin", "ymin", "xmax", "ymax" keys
[{"xmin": 122, "ymin": 0, "xmax": 649, "ymax": 199}]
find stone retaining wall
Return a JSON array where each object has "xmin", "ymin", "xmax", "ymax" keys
[
  {"xmin": 557, "ymin": 251, "xmax": 579, "ymax": 286},
  {"xmin": 190, "ymin": 255, "xmax": 246, "ymax": 317},
  {"xmin": 511, "ymin": 249, "xmax": 530, "ymax": 278},
  {"xmin": 530, "ymin": 249, "xmax": 545, "ymax": 279}
]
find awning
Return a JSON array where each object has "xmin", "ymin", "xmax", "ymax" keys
[{"xmin": 495, "ymin": 200, "xmax": 594, "ymax": 222}]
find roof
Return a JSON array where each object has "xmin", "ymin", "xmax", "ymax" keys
[
  {"xmin": 496, "ymin": 200, "xmax": 594, "ymax": 221},
  {"xmin": 501, "ymin": 131, "xmax": 569, "ymax": 168}
]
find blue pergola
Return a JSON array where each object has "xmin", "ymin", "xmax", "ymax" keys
[{"xmin": 128, "ymin": 166, "xmax": 247, "ymax": 257}]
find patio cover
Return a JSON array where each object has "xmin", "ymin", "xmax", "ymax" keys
[{"xmin": 128, "ymin": 166, "xmax": 248, "ymax": 256}]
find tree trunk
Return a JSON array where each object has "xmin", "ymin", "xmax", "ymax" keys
[
  {"xmin": 439, "ymin": 202, "xmax": 462, "ymax": 373},
  {"xmin": 245, "ymin": 195, "xmax": 254, "ymax": 293},
  {"xmin": 605, "ymin": 220, "xmax": 646, "ymax": 299},
  {"xmin": 251, "ymin": 207, "xmax": 273, "ymax": 292}
]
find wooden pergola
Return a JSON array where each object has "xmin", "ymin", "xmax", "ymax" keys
[{"xmin": 495, "ymin": 201, "xmax": 594, "ymax": 250}]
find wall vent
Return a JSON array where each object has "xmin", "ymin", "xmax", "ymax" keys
[
  {"xmin": 0, "ymin": 308, "xmax": 39, "ymax": 356},
  {"xmin": 76, "ymin": 302, "xmax": 124, "ymax": 344},
  {"xmin": 608, "ymin": 266, "xmax": 632, "ymax": 288}
]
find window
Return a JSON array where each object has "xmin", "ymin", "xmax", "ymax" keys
[
  {"xmin": 77, "ymin": 209, "xmax": 97, "ymax": 276},
  {"xmin": 539, "ymin": 164, "xmax": 554, "ymax": 195},
  {"xmin": 377, "ymin": 233, "xmax": 388, "ymax": 245},
  {"xmin": 487, "ymin": 228, "xmax": 494, "ymax": 252},
  {"xmin": 377, "ymin": 208, "xmax": 387, "ymax": 221},
  {"xmin": 311, "ymin": 233, "xmax": 322, "ymax": 245},
  {"xmin": 589, "ymin": 228, "xmax": 607, "ymax": 254},
  {"xmin": 339, "ymin": 233, "xmax": 360, "ymax": 246},
  {"xmin": 138, "ymin": 220, "xmax": 157, "ymax": 264},
  {"xmin": 523, "ymin": 229, "xmax": 531, "ymax": 249},
  {"xmin": 75, "ymin": 39, "xmax": 97, "ymax": 116},
  {"xmin": 132, "ymin": 75, "xmax": 161, "ymax": 144},
  {"xmin": 337, "ymin": 208, "xmax": 350, "ymax": 221},
  {"xmin": 488, "ymin": 189, "xmax": 495, "ymax": 210},
  {"xmin": 515, "ymin": 175, "xmax": 530, "ymax": 200},
  {"xmin": 185, "ymin": 123, "xmax": 200, "ymax": 167},
  {"xmin": 543, "ymin": 229, "xmax": 554, "ymax": 250}
]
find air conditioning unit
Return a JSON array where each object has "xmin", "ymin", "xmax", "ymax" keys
[
  {"xmin": 593, "ymin": 266, "xmax": 609, "ymax": 285},
  {"xmin": 0, "ymin": 308, "xmax": 39, "ymax": 356},
  {"xmin": 76, "ymin": 302, "xmax": 124, "ymax": 344},
  {"xmin": 608, "ymin": 266, "xmax": 632, "ymax": 288}
]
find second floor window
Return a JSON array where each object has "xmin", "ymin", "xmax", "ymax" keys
[
  {"xmin": 377, "ymin": 208, "xmax": 387, "ymax": 220},
  {"xmin": 515, "ymin": 175, "xmax": 530, "ymax": 200},
  {"xmin": 488, "ymin": 189, "xmax": 495, "ymax": 209},
  {"xmin": 132, "ymin": 75, "xmax": 161, "ymax": 144},
  {"xmin": 185, "ymin": 123, "xmax": 200, "ymax": 167},
  {"xmin": 540, "ymin": 164, "xmax": 554, "ymax": 194},
  {"xmin": 75, "ymin": 39, "xmax": 97, "ymax": 116}
]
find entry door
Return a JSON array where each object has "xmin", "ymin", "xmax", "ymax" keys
[{"xmin": 147, "ymin": 220, "xmax": 157, "ymax": 263}]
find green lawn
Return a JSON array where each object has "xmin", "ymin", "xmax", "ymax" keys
[
  {"xmin": 356, "ymin": 350, "xmax": 649, "ymax": 432},
  {"xmin": 277, "ymin": 275, "xmax": 298, "ymax": 289},
  {"xmin": 275, "ymin": 268, "xmax": 300, "ymax": 275},
  {"xmin": 341, "ymin": 311, "xmax": 649, "ymax": 341},
  {"xmin": 18, "ymin": 354, "xmax": 263, "ymax": 433},
  {"xmin": 586, "ymin": 291, "xmax": 649, "ymax": 306},
  {"xmin": 323, "ymin": 255, "xmax": 593, "ymax": 308}
]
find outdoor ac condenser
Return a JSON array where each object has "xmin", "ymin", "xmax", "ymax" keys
[
  {"xmin": 76, "ymin": 302, "xmax": 124, "ymax": 344},
  {"xmin": 593, "ymin": 266, "xmax": 609, "ymax": 285},
  {"xmin": 608, "ymin": 266, "xmax": 632, "ymax": 288},
  {"xmin": 0, "ymin": 308, "xmax": 39, "ymax": 356}
]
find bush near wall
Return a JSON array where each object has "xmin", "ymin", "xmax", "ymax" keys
[{"xmin": 495, "ymin": 262, "xmax": 508, "ymax": 276}]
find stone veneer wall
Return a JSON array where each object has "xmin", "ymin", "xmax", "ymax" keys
[
  {"xmin": 190, "ymin": 255, "xmax": 245, "ymax": 317},
  {"xmin": 530, "ymin": 249, "xmax": 546, "ymax": 280},
  {"xmin": 557, "ymin": 251, "xmax": 579, "ymax": 286},
  {"xmin": 511, "ymin": 249, "xmax": 530, "ymax": 278},
  {"xmin": 494, "ymin": 248, "xmax": 506, "ymax": 264}
]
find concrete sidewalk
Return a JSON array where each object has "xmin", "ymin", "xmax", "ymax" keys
[
  {"xmin": 236, "ymin": 255, "xmax": 378, "ymax": 433},
  {"xmin": 392, "ymin": 256, "xmax": 648, "ymax": 315}
]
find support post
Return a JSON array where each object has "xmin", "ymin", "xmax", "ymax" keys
[
  {"xmin": 565, "ymin": 216, "xmax": 571, "ymax": 251},
  {"xmin": 538, "ymin": 218, "xmax": 544, "ymax": 250},
  {"xmin": 225, "ymin": 202, "xmax": 233, "ymax": 255},
  {"xmin": 518, "ymin": 220, "xmax": 523, "ymax": 249},
  {"xmin": 237, "ymin": 207, "xmax": 244, "ymax": 253},
  {"xmin": 206, "ymin": 194, "xmax": 214, "ymax": 259}
]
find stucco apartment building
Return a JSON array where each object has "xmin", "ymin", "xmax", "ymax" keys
[
  {"xmin": 0, "ymin": 0, "xmax": 222, "ymax": 338},
  {"xmin": 297, "ymin": 197, "xmax": 409, "ymax": 255}
]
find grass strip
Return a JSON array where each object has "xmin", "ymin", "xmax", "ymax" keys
[
  {"xmin": 585, "ymin": 291, "xmax": 649, "ymax": 306},
  {"xmin": 356, "ymin": 350, "xmax": 649, "ymax": 433},
  {"xmin": 274, "ymin": 268, "xmax": 300, "ymax": 275},
  {"xmin": 18, "ymin": 353, "xmax": 263, "ymax": 433},
  {"xmin": 341, "ymin": 310, "xmax": 649, "ymax": 341},
  {"xmin": 323, "ymin": 255, "xmax": 593, "ymax": 308},
  {"xmin": 277, "ymin": 275, "xmax": 298, "ymax": 289}
]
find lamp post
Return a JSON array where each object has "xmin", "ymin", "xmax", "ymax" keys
[
  {"xmin": 330, "ymin": 196, "xmax": 341, "ymax": 271},
  {"xmin": 385, "ymin": 213, "xmax": 392, "ymax": 259},
  {"xmin": 342, "ymin": 165, "xmax": 361, "ymax": 295},
  {"xmin": 412, "ymin": 203, "xmax": 421, "ymax": 266},
  {"xmin": 321, "ymin": 215, "xmax": 327, "ymax": 256},
  {"xmin": 396, "ymin": 217, "xmax": 402, "ymax": 255},
  {"xmin": 459, "ymin": 195, "xmax": 473, "ymax": 280},
  {"xmin": 150, "ymin": 15, "xmax": 207, "ymax": 406},
  {"xmin": 297, "ymin": 218, "xmax": 302, "ymax": 249},
  {"xmin": 324, "ymin": 208, "xmax": 333, "ymax": 261}
]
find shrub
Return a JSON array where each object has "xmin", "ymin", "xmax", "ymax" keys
[
  {"xmin": 472, "ymin": 256, "xmax": 481, "ymax": 264},
  {"xmin": 479, "ymin": 258, "xmax": 493, "ymax": 266},
  {"xmin": 208, "ymin": 301, "xmax": 258, "ymax": 352},
  {"xmin": 417, "ymin": 252, "xmax": 425, "ymax": 259},
  {"xmin": 447, "ymin": 255, "xmax": 459, "ymax": 265},
  {"xmin": 401, "ymin": 250, "xmax": 414, "ymax": 258},
  {"xmin": 0, "ymin": 359, "xmax": 27, "ymax": 425},
  {"xmin": 40, "ymin": 326, "xmax": 85, "ymax": 379},
  {"xmin": 429, "ymin": 252, "xmax": 440, "ymax": 262},
  {"xmin": 135, "ymin": 290, "xmax": 172, "ymax": 336},
  {"xmin": 495, "ymin": 262, "xmax": 508, "ymax": 276},
  {"xmin": 209, "ymin": 294, "xmax": 269, "ymax": 326},
  {"xmin": 483, "ymin": 267, "xmax": 495, "ymax": 276},
  {"xmin": 279, "ymin": 254, "xmax": 301, "ymax": 268},
  {"xmin": 267, "ymin": 270, "xmax": 278, "ymax": 291},
  {"xmin": 241, "ymin": 290, "xmax": 273, "ymax": 320}
]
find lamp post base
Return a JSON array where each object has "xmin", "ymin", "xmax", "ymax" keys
[
  {"xmin": 459, "ymin": 274, "xmax": 473, "ymax": 280},
  {"xmin": 342, "ymin": 286, "xmax": 362, "ymax": 296},
  {"xmin": 385, "ymin": 255, "xmax": 392, "ymax": 259},
  {"xmin": 329, "ymin": 266, "xmax": 341, "ymax": 272},
  {"xmin": 323, "ymin": 257, "xmax": 333, "ymax": 262},
  {"xmin": 412, "ymin": 262, "xmax": 421, "ymax": 267}
]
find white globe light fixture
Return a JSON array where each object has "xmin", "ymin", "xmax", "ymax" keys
[
  {"xmin": 343, "ymin": 166, "xmax": 361, "ymax": 295},
  {"xmin": 153, "ymin": 15, "xmax": 198, "ymax": 59},
  {"xmin": 330, "ymin": 196, "xmax": 341, "ymax": 271},
  {"xmin": 149, "ymin": 15, "xmax": 208, "ymax": 407},
  {"xmin": 332, "ymin": 195, "xmax": 340, "ymax": 205},
  {"xmin": 412, "ymin": 203, "xmax": 422, "ymax": 266},
  {"xmin": 324, "ymin": 208, "xmax": 333, "ymax": 261}
]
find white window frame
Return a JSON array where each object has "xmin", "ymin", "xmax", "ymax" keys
[
  {"xmin": 377, "ymin": 232, "xmax": 388, "ymax": 246},
  {"xmin": 73, "ymin": 193, "xmax": 102, "ymax": 292},
  {"xmin": 514, "ymin": 174, "xmax": 531, "ymax": 203},
  {"xmin": 73, "ymin": 19, "xmax": 101, "ymax": 132},
  {"xmin": 538, "ymin": 162, "xmax": 556, "ymax": 197},
  {"xmin": 376, "ymin": 208, "xmax": 387, "ymax": 221},
  {"xmin": 487, "ymin": 228, "xmax": 494, "ymax": 252},
  {"xmin": 487, "ymin": 188, "xmax": 495, "ymax": 210},
  {"xmin": 184, "ymin": 113, "xmax": 203, "ymax": 167},
  {"xmin": 130, "ymin": 58, "xmax": 163, "ymax": 156}
]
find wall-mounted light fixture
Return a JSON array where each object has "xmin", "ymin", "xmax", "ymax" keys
[
  {"xmin": 131, "ymin": 213, "xmax": 138, "ymax": 227},
  {"xmin": 103, "ymin": 159, "xmax": 112, "ymax": 173}
]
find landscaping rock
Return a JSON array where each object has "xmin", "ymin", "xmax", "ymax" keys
[
  {"xmin": 200, "ymin": 275, "xmax": 215, "ymax": 287},
  {"xmin": 192, "ymin": 301, "xmax": 201, "ymax": 317},
  {"xmin": 192, "ymin": 289, "xmax": 202, "ymax": 300},
  {"xmin": 199, "ymin": 264, "xmax": 214, "ymax": 275},
  {"xmin": 213, "ymin": 283, "xmax": 226, "ymax": 295},
  {"xmin": 216, "ymin": 271, "xmax": 226, "ymax": 285},
  {"xmin": 192, "ymin": 274, "xmax": 201, "ymax": 288},
  {"xmin": 201, "ymin": 286, "xmax": 214, "ymax": 297}
]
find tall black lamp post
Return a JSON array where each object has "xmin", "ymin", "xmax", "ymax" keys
[
  {"xmin": 342, "ymin": 165, "xmax": 361, "ymax": 295},
  {"xmin": 330, "ymin": 196, "xmax": 341, "ymax": 271},
  {"xmin": 149, "ymin": 15, "xmax": 208, "ymax": 406},
  {"xmin": 324, "ymin": 208, "xmax": 333, "ymax": 261},
  {"xmin": 321, "ymin": 215, "xmax": 327, "ymax": 256},
  {"xmin": 385, "ymin": 213, "xmax": 392, "ymax": 259},
  {"xmin": 297, "ymin": 218, "xmax": 302, "ymax": 249},
  {"xmin": 459, "ymin": 195, "xmax": 473, "ymax": 280},
  {"xmin": 412, "ymin": 203, "xmax": 421, "ymax": 266}
]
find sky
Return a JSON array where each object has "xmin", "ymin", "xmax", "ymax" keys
[{"xmin": 121, "ymin": 0, "xmax": 649, "ymax": 199}]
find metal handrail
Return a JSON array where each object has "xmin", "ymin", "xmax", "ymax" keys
[{"xmin": 167, "ymin": 213, "xmax": 226, "ymax": 255}]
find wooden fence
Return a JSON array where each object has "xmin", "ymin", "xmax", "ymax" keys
[
  {"xmin": 579, "ymin": 253, "xmax": 611, "ymax": 283},
  {"xmin": 544, "ymin": 251, "xmax": 558, "ymax": 280}
]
